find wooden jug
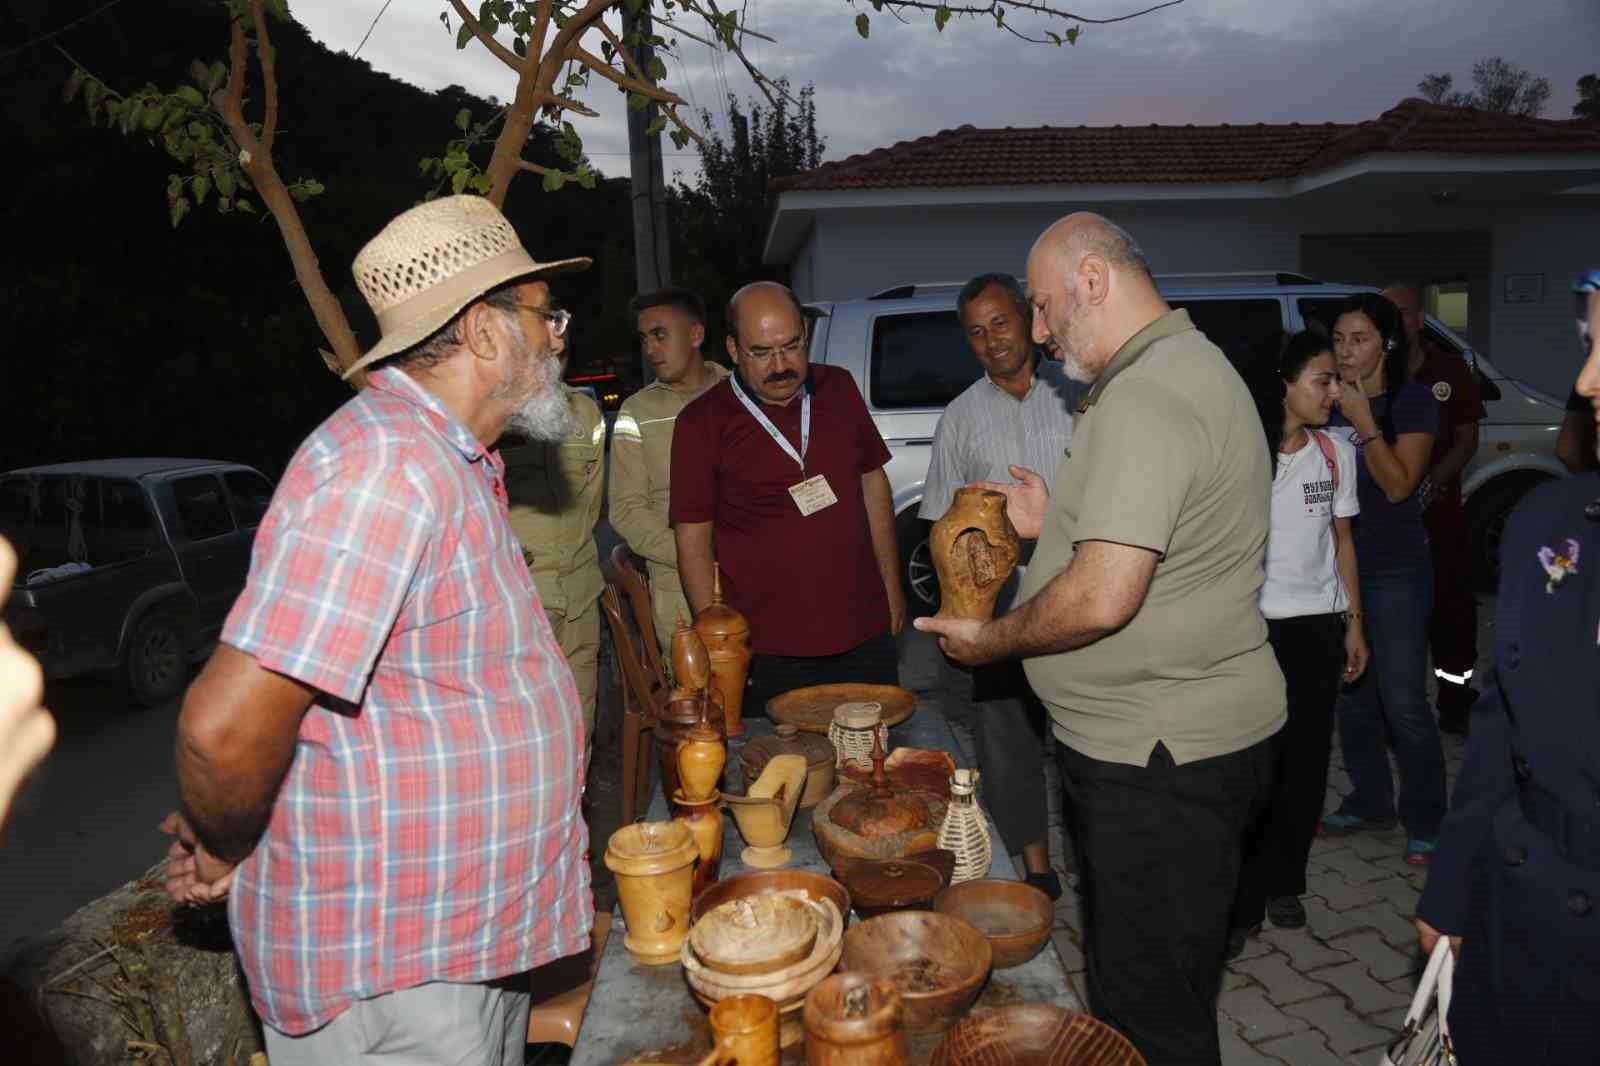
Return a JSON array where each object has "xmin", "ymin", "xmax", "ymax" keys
[
  {"xmin": 694, "ymin": 565, "xmax": 752, "ymax": 737},
  {"xmin": 928, "ymin": 488, "xmax": 1020, "ymax": 621}
]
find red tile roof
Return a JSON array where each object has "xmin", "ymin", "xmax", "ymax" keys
[{"xmin": 773, "ymin": 99, "xmax": 1600, "ymax": 193}]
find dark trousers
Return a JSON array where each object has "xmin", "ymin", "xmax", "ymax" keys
[
  {"xmin": 1058, "ymin": 737, "xmax": 1275, "ymax": 1066},
  {"xmin": 744, "ymin": 632, "xmax": 899, "ymax": 721},
  {"xmin": 943, "ymin": 660, "xmax": 1049, "ymax": 857},
  {"xmin": 1423, "ymin": 495, "xmax": 1477, "ymax": 679},
  {"xmin": 1233, "ymin": 614, "xmax": 1345, "ymax": 929}
]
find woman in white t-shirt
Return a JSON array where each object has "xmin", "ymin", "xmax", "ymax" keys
[{"xmin": 1229, "ymin": 330, "xmax": 1370, "ymax": 955}]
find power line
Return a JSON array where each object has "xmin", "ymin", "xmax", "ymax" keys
[
  {"xmin": 0, "ymin": 0, "xmax": 134, "ymax": 61},
  {"xmin": 352, "ymin": 0, "xmax": 396, "ymax": 60}
]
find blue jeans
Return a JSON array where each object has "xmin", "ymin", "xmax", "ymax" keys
[{"xmin": 1334, "ymin": 558, "xmax": 1446, "ymax": 841}]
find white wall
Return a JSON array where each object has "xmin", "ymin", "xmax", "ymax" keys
[{"xmin": 1489, "ymin": 202, "xmax": 1599, "ymax": 400}]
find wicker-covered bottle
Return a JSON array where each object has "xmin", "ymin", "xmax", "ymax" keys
[{"xmin": 936, "ymin": 768, "xmax": 991, "ymax": 884}]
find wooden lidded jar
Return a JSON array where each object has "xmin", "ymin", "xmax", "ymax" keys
[
  {"xmin": 928, "ymin": 487, "xmax": 1021, "ymax": 622},
  {"xmin": 694, "ymin": 564, "xmax": 752, "ymax": 737},
  {"xmin": 743, "ymin": 724, "xmax": 835, "ymax": 809},
  {"xmin": 804, "ymin": 972, "xmax": 908, "ymax": 1066}
]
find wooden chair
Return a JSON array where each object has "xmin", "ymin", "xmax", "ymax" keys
[
  {"xmin": 599, "ymin": 558, "xmax": 668, "ymax": 825},
  {"xmin": 607, "ymin": 544, "xmax": 668, "ymax": 690},
  {"xmin": 525, "ymin": 910, "xmax": 613, "ymax": 1046}
]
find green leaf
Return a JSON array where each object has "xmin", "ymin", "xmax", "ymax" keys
[
  {"xmin": 1065, "ymin": 25, "xmax": 1080, "ymax": 45},
  {"xmin": 306, "ymin": 178, "xmax": 325, "ymax": 196},
  {"xmin": 470, "ymin": 173, "xmax": 492, "ymax": 193},
  {"xmin": 994, "ymin": 5, "xmax": 1005, "ymax": 28},
  {"xmin": 208, "ymin": 61, "xmax": 226, "ymax": 94},
  {"xmin": 176, "ymin": 85, "xmax": 205, "ymax": 106},
  {"xmin": 512, "ymin": 36, "xmax": 527, "ymax": 58},
  {"xmin": 455, "ymin": 107, "xmax": 472, "ymax": 131},
  {"xmin": 215, "ymin": 167, "xmax": 237, "ymax": 200},
  {"xmin": 601, "ymin": 40, "xmax": 614, "ymax": 62},
  {"xmin": 934, "ymin": 5, "xmax": 951, "ymax": 32},
  {"xmin": 456, "ymin": 22, "xmax": 475, "ymax": 49},
  {"xmin": 63, "ymin": 69, "xmax": 85, "ymax": 104},
  {"xmin": 451, "ymin": 168, "xmax": 470, "ymax": 194},
  {"xmin": 189, "ymin": 59, "xmax": 210, "ymax": 86},
  {"xmin": 218, "ymin": 197, "xmax": 232, "ymax": 214},
  {"xmin": 576, "ymin": 167, "xmax": 596, "ymax": 190},
  {"xmin": 648, "ymin": 56, "xmax": 666, "ymax": 81},
  {"xmin": 143, "ymin": 104, "xmax": 165, "ymax": 131},
  {"xmin": 645, "ymin": 113, "xmax": 666, "ymax": 136},
  {"xmin": 169, "ymin": 195, "xmax": 190, "ymax": 228},
  {"xmin": 166, "ymin": 174, "xmax": 184, "ymax": 198},
  {"xmin": 236, "ymin": 198, "xmax": 255, "ymax": 213},
  {"xmin": 193, "ymin": 173, "xmax": 211, "ymax": 204},
  {"xmin": 627, "ymin": 91, "xmax": 649, "ymax": 111},
  {"xmin": 855, "ymin": 13, "xmax": 869, "ymax": 39}
]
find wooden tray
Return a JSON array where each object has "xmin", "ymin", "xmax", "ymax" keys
[{"xmin": 766, "ymin": 683, "xmax": 917, "ymax": 734}]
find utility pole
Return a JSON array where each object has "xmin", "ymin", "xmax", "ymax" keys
[{"xmin": 622, "ymin": 0, "xmax": 672, "ymax": 385}]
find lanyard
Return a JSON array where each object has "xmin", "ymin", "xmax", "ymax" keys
[{"xmin": 729, "ymin": 373, "xmax": 810, "ymax": 472}]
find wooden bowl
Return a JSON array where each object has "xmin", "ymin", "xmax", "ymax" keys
[
  {"xmin": 933, "ymin": 879, "xmax": 1053, "ymax": 970},
  {"xmin": 683, "ymin": 898, "xmax": 843, "ymax": 1003},
  {"xmin": 690, "ymin": 894, "xmax": 819, "ymax": 976},
  {"xmin": 690, "ymin": 870, "xmax": 851, "ymax": 928},
  {"xmin": 929, "ymin": 1005, "xmax": 1146, "ymax": 1066},
  {"xmin": 837, "ymin": 911, "xmax": 992, "ymax": 1033},
  {"xmin": 834, "ymin": 858, "xmax": 944, "ymax": 918},
  {"xmin": 768, "ymin": 683, "xmax": 917, "ymax": 734}
]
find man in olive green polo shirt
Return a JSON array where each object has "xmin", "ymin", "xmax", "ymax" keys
[{"xmin": 918, "ymin": 213, "xmax": 1285, "ymax": 1066}]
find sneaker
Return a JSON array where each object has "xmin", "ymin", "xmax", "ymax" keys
[
  {"xmin": 1024, "ymin": 870, "xmax": 1064, "ymax": 902},
  {"xmin": 1225, "ymin": 923, "xmax": 1261, "ymax": 962},
  {"xmin": 1320, "ymin": 810, "xmax": 1398, "ymax": 835},
  {"xmin": 1405, "ymin": 839, "xmax": 1436, "ymax": 866},
  {"xmin": 1266, "ymin": 895, "xmax": 1307, "ymax": 929}
]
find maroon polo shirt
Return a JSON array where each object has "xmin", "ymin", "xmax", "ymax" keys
[
  {"xmin": 670, "ymin": 364, "xmax": 892, "ymax": 657},
  {"xmin": 1413, "ymin": 339, "xmax": 1486, "ymax": 509}
]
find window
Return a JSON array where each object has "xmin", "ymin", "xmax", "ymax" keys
[
  {"xmin": 869, "ymin": 311, "xmax": 984, "ymax": 410},
  {"xmin": 171, "ymin": 475, "xmax": 233, "ymax": 541},
  {"xmin": 95, "ymin": 479, "xmax": 159, "ymax": 562},
  {"xmin": 1297, "ymin": 298, "xmax": 1347, "ymax": 337},
  {"xmin": 1167, "ymin": 299, "xmax": 1286, "ymax": 370},
  {"xmin": 1425, "ymin": 281, "xmax": 1469, "ymax": 333},
  {"xmin": 225, "ymin": 470, "xmax": 274, "ymax": 527}
]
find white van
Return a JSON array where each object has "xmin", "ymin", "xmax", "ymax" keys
[{"xmin": 804, "ymin": 273, "xmax": 1566, "ymax": 611}]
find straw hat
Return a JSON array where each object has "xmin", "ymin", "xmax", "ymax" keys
[{"xmin": 344, "ymin": 195, "xmax": 591, "ymax": 380}]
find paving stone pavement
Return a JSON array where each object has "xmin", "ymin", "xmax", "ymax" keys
[{"xmin": 901, "ymin": 595, "xmax": 1493, "ymax": 1065}]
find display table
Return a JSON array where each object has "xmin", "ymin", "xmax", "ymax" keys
[{"xmin": 571, "ymin": 703, "xmax": 1083, "ymax": 1066}]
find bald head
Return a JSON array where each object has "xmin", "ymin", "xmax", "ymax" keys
[
  {"xmin": 1025, "ymin": 213, "xmax": 1165, "ymax": 383},
  {"xmin": 1381, "ymin": 284, "xmax": 1425, "ymax": 353},
  {"xmin": 725, "ymin": 280, "xmax": 810, "ymax": 405}
]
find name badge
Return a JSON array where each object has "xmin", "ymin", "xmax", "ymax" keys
[{"xmin": 789, "ymin": 474, "xmax": 837, "ymax": 516}]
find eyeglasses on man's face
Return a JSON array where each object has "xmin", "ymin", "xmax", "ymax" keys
[
  {"xmin": 514, "ymin": 303, "xmax": 571, "ymax": 338},
  {"xmin": 739, "ymin": 329, "xmax": 807, "ymax": 362}
]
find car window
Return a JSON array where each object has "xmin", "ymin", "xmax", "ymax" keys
[
  {"xmin": 95, "ymin": 479, "xmax": 160, "ymax": 563},
  {"xmin": 1167, "ymin": 298, "xmax": 1285, "ymax": 370},
  {"xmin": 171, "ymin": 475, "xmax": 234, "ymax": 541},
  {"xmin": 224, "ymin": 470, "xmax": 274, "ymax": 528},
  {"xmin": 869, "ymin": 311, "xmax": 983, "ymax": 410},
  {"xmin": 1297, "ymin": 298, "xmax": 1348, "ymax": 337}
]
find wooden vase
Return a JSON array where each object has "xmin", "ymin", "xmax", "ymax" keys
[
  {"xmin": 673, "ymin": 795, "xmax": 725, "ymax": 900},
  {"xmin": 676, "ymin": 699, "xmax": 727, "ymax": 803},
  {"xmin": 928, "ymin": 488, "xmax": 1021, "ymax": 621},
  {"xmin": 804, "ymin": 973, "xmax": 909, "ymax": 1066},
  {"xmin": 695, "ymin": 565, "xmax": 752, "ymax": 737},
  {"xmin": 657, "ymin": 692, "xmax": 724, "ymax": 806},
  {"xmin": 603, "ymin": 821, "xmax": 700, "ymax": 966}
]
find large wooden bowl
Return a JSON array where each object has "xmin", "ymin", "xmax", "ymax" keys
[
  {"xmin": 767, "ymin": 683, "xmax": 917, "ymax": 733},
  {"xmin": 837, "ymin": 911, "xmax": 991, "ymax": 1033},
  {"xmin": 929, "ymin": 1005, "xmax": 1146, "ymax": 1066},
  {"xmin": 933, "ymin": 879, "xmax": 1053, "ymax": 970},
  {"xmin": 683, "ymin": 898, "xmax": 843, "ymax": 1003},
  {"xmin": 689, "ymin": 894, "xmax": 819, "ymax": 976},
  {"xmin": 690, "ymin": 870, "xmax": 851, "ymax": 928}
]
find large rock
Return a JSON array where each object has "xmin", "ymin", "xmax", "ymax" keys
[{"xmin": 3, "ymin": 860, "xmax": 261, "ymax": 1066}]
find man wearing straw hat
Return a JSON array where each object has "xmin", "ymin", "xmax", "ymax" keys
[{"xmin": 159, "ymin": 196, "xmax": 594, "ymax": 1064}]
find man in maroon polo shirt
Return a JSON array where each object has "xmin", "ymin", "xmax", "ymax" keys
[
  {"xmin": 671, "ymin": 281, "xmax": 906, "ymax": 716},
  {"xmin": 1382, "ymin": 284, "xmax": 1485, "ymax": 736}
]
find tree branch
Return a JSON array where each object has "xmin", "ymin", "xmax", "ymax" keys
[
  {"xmin": 571, "ymin": 45, "xmax": 688, "ymax": 107},
  {"xmin": 518, "ymin": 159, "xmax": 554, "ymax": 176},
  {"xmin": 251, "ymin": 1, "xmax": 278, "ymax": 156},
  {"xmin": 540, "ymin": 92, "xmax": 600, "ymax": 118},
  {"xmin": 448, "ymin": 0, "xmax": 526, "ymax": 73},
  {"xmin": 869, "ymin": 0, "xmax": 1187, "ymax": 25}
]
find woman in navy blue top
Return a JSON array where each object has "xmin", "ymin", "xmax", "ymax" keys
[{"xmin": 1321, "ymin": 293, "xmax": 1444, "ymax": 866}]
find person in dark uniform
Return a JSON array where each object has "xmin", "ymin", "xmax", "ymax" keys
[{"xmin": 1415, "ymin": 274, "xmax": 1600, "ymax": 1064}]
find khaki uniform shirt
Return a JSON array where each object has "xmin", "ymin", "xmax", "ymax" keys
[
  {"xmin": 1019, "ymin": 310, "xmax": 1286, "ymax": 767},
  {"xmin": 609, "ymin": 362, "xmax": 728, "ymax": 641},
  {"xmin": 504, "ymin": 387, "xmax": 606, "ymax": 621}
]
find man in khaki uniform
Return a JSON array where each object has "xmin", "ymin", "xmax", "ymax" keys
[
  {"xmin": 505, "ymin": 334, "xmax": 606, "ymax": 763},
  {"xmin": 609, "ymin": 288, "xmax": 727, "ymax": 654},
  {"xmin": 918, "ymin": 214, "xmax": 1285, "ymax": 1066}
]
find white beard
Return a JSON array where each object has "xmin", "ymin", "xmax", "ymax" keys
[{"xmin": 507, "ymin": 353, "xmax": 578, "ymax": 442}]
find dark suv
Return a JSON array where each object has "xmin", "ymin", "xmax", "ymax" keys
[{"xmin": 1, "ymin": 459, "xmax": 274, "ymax": 706}]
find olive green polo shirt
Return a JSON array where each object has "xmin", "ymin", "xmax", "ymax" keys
[{"xmin": 1018, "ymin": 309, "xmax": 1285, "ymax": 767}]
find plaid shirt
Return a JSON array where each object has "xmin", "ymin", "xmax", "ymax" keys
[{"xmin": 222, "ymin": 367, "xmax": 591, "ymax": 1035}]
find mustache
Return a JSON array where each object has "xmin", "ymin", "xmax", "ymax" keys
[{"xmin": 764, "ymin": 370, "xmax": 800, "ymax": 384}]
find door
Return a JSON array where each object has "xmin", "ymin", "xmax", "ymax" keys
[{"xmin": 167, "ymin": 473, "xmax": 248, "ymax": 633}]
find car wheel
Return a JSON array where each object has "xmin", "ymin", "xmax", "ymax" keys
[
  {"xmin": 896, "ymin": 512, "xmax": 940, "ymax": 616},
  {"xmin": 1465, "ymin": 471, "xmax": 1554, "ymax": 595},
  {"xmin": 125, "ymin": 613, "xmax": 188, "ymax": 707}
]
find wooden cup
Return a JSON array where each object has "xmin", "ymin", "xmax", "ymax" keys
[{"xmin": 709, "ymin": 994, "xmax": 780, "ymax": 1066}]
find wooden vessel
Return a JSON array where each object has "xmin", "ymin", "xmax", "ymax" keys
[
  {"xmin": 928, "ymin": 488, "xmax": 1020, "ymax": 622},
  {"xmin": 803, "ymin": 973, "xmax": 909, "ymax": 1066},
  {"xmin": 676, "ymin": 698, "xmax": 727, "ymax": 804},
  {"xmin": 929, "ymin": 1005, "xmax": 1147, "ymax": 1066},
  {"xmin": 936, "ymin": 769, "xmax": 992, "ymax": 885},
  {"xmin": 604, "ymin": 821, "xmax": 700, "ymax": 966},
  {"xmin": 813, "ymin": 733, "xmax": 946, "ymax": 872},
  {"xmin": 725, "ymin": 753, "xmax": 808, "ymax": 868},
  {"xmin": 690, "ymin": 894, "xmax": 819, "ymax": 977},
  {"xmin": 710, "ymin": 994, "xmax": 780, "ymax": 1066},
  {"xmin": 743, "ymin": 724, "xmax": 836, "ymax": 809},
  {"xmin": 838, "ymin": 912, "xmax": 992, "ymax": 1034},
  {"xmin": 673, "ymin": 794, "xmax": 725, "ymax": 900},
  {"xmin": 694, "ymin": 565, "xmax": 752, "ymax": 737}
]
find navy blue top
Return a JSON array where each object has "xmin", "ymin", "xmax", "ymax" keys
[{"xmin": 1327, "ymin": 379, "xmax": 1440, "ymax": 574}]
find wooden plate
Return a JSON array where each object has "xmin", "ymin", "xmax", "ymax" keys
[{"xmin": 766, "ymin": 683, "xmax": 918, "ymax": 734}]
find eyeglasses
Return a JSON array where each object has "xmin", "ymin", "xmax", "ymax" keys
[
  {"xmin": 515, "ymin": 303, "xmax": 571, "ymax": 338},
  {"xmin": 738, "ymin": 329, "xmax": 807, "ymax": 362}
]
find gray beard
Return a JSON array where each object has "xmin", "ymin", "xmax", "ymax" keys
[{"xmin": 507, "ymin": 355, "xmax": 578, "ymax": 442}]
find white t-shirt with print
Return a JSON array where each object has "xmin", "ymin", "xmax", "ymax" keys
[{"xmin": 1260, "ymin": 431, "xmax": 1360, "ymax": 620}]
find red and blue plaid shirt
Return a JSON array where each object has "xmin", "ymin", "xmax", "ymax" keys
[{"xmin": 221, "ymin": 367, "xmax": 591, "ymax": 1034}]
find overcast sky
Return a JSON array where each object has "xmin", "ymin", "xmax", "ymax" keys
[{"xmin": 297, "ymin": 0, "xmax": 1597, "ymax": 183}]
